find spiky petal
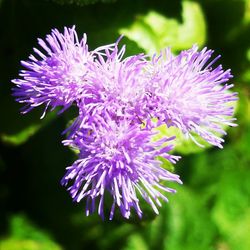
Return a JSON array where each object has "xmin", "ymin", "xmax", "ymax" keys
[
  {"xmin": 145, "ymin": 45, "xmax": 238, "ymax": 147},
  {"xmin": 61, "ymin": 118, "xmax": 181, "ymax": 219},
  {"xmin": 12, "ymin": 26, "xmax": 92, "ymax": 118}
]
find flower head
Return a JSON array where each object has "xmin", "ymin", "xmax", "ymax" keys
[
  {"xmin": 145, "ymin": 45, "xmax": 238, "ymax": 147},
  {"xmin": 12, "ymin": 26, "xmax": 92, "ymax": 118},
  {"xmin": 74, "ymin": 44, "xmax": 148, "ymax": 130},
  {"xmin": 61, "ymin": 118, "xmax": 181, "ymax": 219},
  {"xmin": 12, "ymin": 26, "xmax": 238, "ymax": 220}
]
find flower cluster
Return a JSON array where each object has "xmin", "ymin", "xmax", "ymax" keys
[{"xmin": 12, "ymin": 26, "xmax": 237, "ymax": 219}]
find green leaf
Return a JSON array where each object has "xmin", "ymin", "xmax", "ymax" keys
[
  {"xmin": 119, "ymin": 1, "xmax": 206, "ymax": 55},
  {"xmin": 164, "ymin": 186, "xmax": 217, "ymax": 250},
  {"xmin": 244, "ymin": 0, "xmax": 250, "ymax": 23},
  {"xmin": 157, "ymin": 156, "xmax": 175, "ymax": 172},
  {"xmin": 123, "ymin": 233, "xmax": 148, "ymax": 250},
  {"xmin": 154, "ymin": 124, "xmax": 212, "ymax": 155},
  {"xmin": 0, "ymin": 215, "xmax": 62, "ymax": 250},
  {"xmin": 1, "ymin": 124, "xmax": 42, "ymax": 145},
  {"xmin": 212, "ymin": 170, "xmax": 250, "ymax": 250},
  {"xmin": 241, "ymin": 48, "xmax": 250, "ymax": 82},
  {"xmin": 0, "ymin": 112, "xmax": 56, "ymax": 146},
  {"xmin": 123, "ymin": 184, "xmax": 217, "ymax": 250},
  {"xmin": 175, "ymin": 1, "xmax": 206, "ymax": 49}
]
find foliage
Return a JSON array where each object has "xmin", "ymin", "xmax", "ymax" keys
[
  {"xmin": 0, "ymin": 215, "xmax": 62, "ymax": 250},
  {"xmin": 119, "ymin": 1, "xmax": 206, "ymax": 55},
  {"xmin": 51, "ymin": 0, "xmax": 116, "ymax": 6},
  {"xmin": 0, "ymin": 0, "xmax": 249, "ymax": 250}
]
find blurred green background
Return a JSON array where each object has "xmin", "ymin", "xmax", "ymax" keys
[{"xmin": 0, "ymin": 0, "xmax": 250, "ymax": 249}]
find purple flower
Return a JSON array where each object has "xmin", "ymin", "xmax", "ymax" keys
[
  {"xmin": 60, "ymin": 44, "xmax": 182, "ymax": 220},
  {"xmin": 145, "ymin": 45, "xmax": 238, "ymax": 147},
  {"xmin": 65, "ymin": 42, "xmax": 151, "ymax": 141},
  {"xmin": 73, "ymin": 44, "xmax": 148, "ymax": 131},
  {"xmin": 12, "ymin": 26, "xmax": 93, "ymax": 118},
  {"xmin": 12, "ymin": 26, "xmax": 238, "ymax": 220},
  {"xmin": 61, "ymin": 118, "xmax": 181, "ymax": 219}
]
